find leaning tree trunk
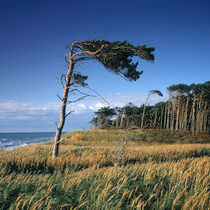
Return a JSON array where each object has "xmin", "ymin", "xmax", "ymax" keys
[
  {"xmin": 141, "ymin": 93, "xmax": 150, "ymax": 130},
  {"xmin": 52, "ymin": 47, "xmax": 74, "ymax": 159}
]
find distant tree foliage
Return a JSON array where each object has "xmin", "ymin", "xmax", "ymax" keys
[{"xmin": 91, "ymin": 81, "xmax": 210, "ymax": 134}]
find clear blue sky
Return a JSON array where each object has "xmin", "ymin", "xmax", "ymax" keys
[{"xmin": 0, "ymin": 0, "xmax": 210, "ymax": 132}]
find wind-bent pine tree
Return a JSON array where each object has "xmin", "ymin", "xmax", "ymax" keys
[{"xmin": 52, "ymin": 40, "xmax": 155, "ymax": 158}]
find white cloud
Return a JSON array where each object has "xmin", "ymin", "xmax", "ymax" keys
[
  {"xmin": 88, "ymin": 106, "xmax": 94, "ymax": 110},
  {"xmin": 0, "ymin": 101, "xmax": 58, "ymax": 120},
  {"xmin": 95, "ymin": 103, "xmax": 105, "ymax": 108},
  {"xmin": 78, "ymin": 104, "xmax": 87, "ymax": 109}
]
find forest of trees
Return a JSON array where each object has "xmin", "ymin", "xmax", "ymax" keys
[{"xmin": 90, "ymin": 81, "xmax": 210, "ymax": 134}]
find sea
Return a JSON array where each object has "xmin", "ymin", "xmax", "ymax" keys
[{"xmin": 0, "ymin": 132, "xmax": 56, "ymax": 150}]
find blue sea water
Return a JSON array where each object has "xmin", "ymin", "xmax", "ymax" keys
[{"xmin": 0, "ymin": 132, "xmax": 56, "ymax": 150}]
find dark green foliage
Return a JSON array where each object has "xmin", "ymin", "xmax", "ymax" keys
[
  {"xmin": 150, "ymin": 89, "xmax": 163, "ymax": 97},
  {"xmin": 92, "ymin": 106, "xmax": 116, "ymax": 128},
  {"xmin": 168, "ymin": 81, "xmax": 210, "ymax": 99},
  {"xmin": 72, "ymin": 73, "xmax": 88, "ymax": 87},
  {"xmin": 167, "ymin": 83, "xmax": 192, "ymax": 94},
  {"xmin": 76, "ymin": 40, "xmax": 155, "ymax": 81}
]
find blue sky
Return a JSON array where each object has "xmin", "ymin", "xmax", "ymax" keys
[{"xmin": 0, "ymin": 0, "xmax": 210, "ymax": 132}]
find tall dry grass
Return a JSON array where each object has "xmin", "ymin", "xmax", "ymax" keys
[{"xmin": 0, "ymin": 129, "xmax": 209, "ymax": 209}]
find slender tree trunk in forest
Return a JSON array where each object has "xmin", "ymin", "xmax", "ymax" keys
[
  {"xmin": 160, "ymin": 107, "xmax": 164, "ymax": 129},
  {"xmin": 207, "ymin": 102, "xmax": 210, "ymax": 134},
  {"xmin": 164, "ymin": 104, "xmax": 167, "ymax": 129},
  {"xmin": 120, "ymin": 108, "xmax": 125, "ymax": 128},
  {"xmin": 179, "ymin": 102, "xmax": 184, "ymax": 130},
  {"xmin": 200, "ymin": 101, "xmax": 206, "ymax": 132},
  {"xmin": 175, "ymin": 97, "xmax": 180, "ymax": 131},
  {"xmin": 203, "ymin": 102, "xmax": 207, "ymax": 132},
  {"xmin": 188, "ymin": 103, "xmax": 193, "ymax": 131},
  {"xmin": 184, "ymin": 96, "xmax": 189, "ymax": 131},
  {"xmin": 170, "ymin": 100, "xmax": 176, "ymax": 131},
  {"xmin": 153, "ymin": 109, "xmax": 158, "ymax": 129},
  {"xmin": 166, "ymin": 93, "xmax": 172, "ymax": 130},
  {"xmin": 196, "ymin": 93, "xmax": 203, "ymax": 133},
  {"xmin": 191, "ymin": 95, "xmax": 196, "ymax": 134}
]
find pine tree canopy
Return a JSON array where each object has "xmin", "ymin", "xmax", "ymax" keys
[
  {"xmin": 150, "ymin": 90, "xmax": 163, "ymax": 97},
  {"xmin": 73, "ymin": 40, "xmax": 155, "ymax": 81}
]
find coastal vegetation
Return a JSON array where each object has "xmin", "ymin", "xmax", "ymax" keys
[
  {"xmin": 0, "ymin": 129, "xmax": 209, "ymax": 209},
  {"xmin": 91, "ymin": 81, "xmax": 210, "ymax": 134}
]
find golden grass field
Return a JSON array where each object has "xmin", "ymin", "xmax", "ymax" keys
[{"xmin": 0, "ymin": 129, "xmax": 209, "ymax": 209}]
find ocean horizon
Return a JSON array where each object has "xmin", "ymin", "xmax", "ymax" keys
[{"xmin": 0, "ymin": 132, "xmax": 63, "ymax": 150}]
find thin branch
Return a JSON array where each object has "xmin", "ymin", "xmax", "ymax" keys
[
  {"xmin": 60, "ymin": 74, "xmax": 66, "ymax": 89},
  {"xmin": 64, "ymin": 54, "xmax": 70, "ymax": 64},
  {"xmin": 66, "ymin": 97, "xmax": 86, "ymax": 104},
  {"xmin": 83, "ymin": 86, "xmax": 110, "ymax": 106},
  {"xmin": 72, "ymin": 85, "xmax": 110, "ymax": 106},
  {"xmin": 65, "ymin": 111, "xmax": 74, "ymax": 118},
  {"xmin": 56, "ymin": 94, "xmax": 63, "ymax": 101},
  {"xmin": 66, "ymin": 94, "xmax": 95, "ymax": 104},
  {"xmin": 56, "ymin": 138, "xmax": 65, "ymax": 144}
]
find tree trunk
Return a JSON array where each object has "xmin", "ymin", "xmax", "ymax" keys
[
  {"xmin": 166, "ymin": 93, "xmax": 172, "ymax": 130},
  {"xmin": 175, "ymin": 97, "xmax": 180, "ymax": 131},
  {"xmin": 191, "ymin": 95, "xmax": 196, "ymax": 134},
  {"xmin": 52, "ymin": 48, "xmax": 74, "ymax": 159},
  {"xmin": 207, "ymin": 102, "xmax": 210, "ymax": 134},
  {"xmin": 184, "ymin": 96, "xmax": 189, "ymax": 131},
  {"xmin": 120, "ymin": 108, "xmax": 125, "ymax": 128},
  {"xmin": 164, "ymin": 104, "xmax": 167, "ymax": 129},
  {"xmin": 141, "ymin": 93, "xmax": 150, "ymax": 130},
  {"xmin": 160, "ymin": 107, "xmax": 164, "ymax": 129},
  {"xmin": 153, "ymin": 110, "xmax": 158, "ymax": 129},
  {"xmin": 170, "ymin": 100, "xmax": 175, "ymax": 131}
]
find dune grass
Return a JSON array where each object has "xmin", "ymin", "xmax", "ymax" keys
[{"xmin": 0, "ymin": 129, "xmax": 209, "ymax": 209}]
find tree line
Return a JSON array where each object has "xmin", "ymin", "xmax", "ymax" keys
[{"xmin": 90, "ymin": 81, "xmax": 210, "ymax": 134}]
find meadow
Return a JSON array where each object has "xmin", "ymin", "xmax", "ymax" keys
[{"xmin": 0, "ymin": 129, "xmax": 209, "ymax": 209}]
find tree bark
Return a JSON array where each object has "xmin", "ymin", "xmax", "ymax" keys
[
  {"xmin": 166, "ymin": 93, "xmax": 172, "ymax": 130},
  {"xmin": 153, "ymin": 109, "xmax": 158, "ymax": 129},
  {"xmin": 175, "ymin": 97, "xmax": 180, "ymax": 131},
  {"xmin": 52, "ymin": 44, "xmax": 74, "ymax": 159},
  {"xmin": 141, "ymin": 92, "xmax": 150, "ymax": 130},
  {"xmin": 184, "ymin": 96, "xmax": 189, "ymax": 131},
  {"xmin": 207, "ymin": 102, "xmax": 210, "ymax": 134},
  {"xmin": 191, "ymin": 95, "xmax": 196, "ymax": 134},
  {"xmin": 164, "ymin": 104, "xmax": 167, "ymax": 129}
]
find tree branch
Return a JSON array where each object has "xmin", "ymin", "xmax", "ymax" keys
[
  {"xmin": 57, "ymin": 94, "xmax": 63, "ymax": 101},
  {"xmin": 65, "ymin": 111, "xmax": 74, "ymax": 118},
  {"xmin": 71, "ymin": 45, "xmax": 105, "ymax": 59},
  {"xmin": 80, "ymin": 86, "xmax": 110, "ymax": 106}
]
